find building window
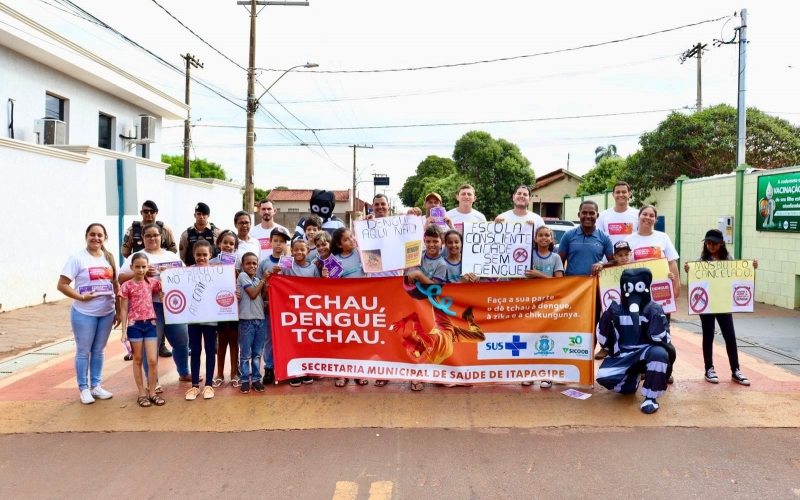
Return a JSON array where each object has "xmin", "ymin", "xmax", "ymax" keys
[
  {"xmin": 98, "ymin": 114, "xmax": 113, "ymax": 150},
  {"xmin": 45, "ymin": 93, "xmax": 64, "ymax": 120},
  {"xmin": 287, "ymin": 208, "xmax": 300, "ymax": 213},
  {"xmin": 136, "ymin": 143, "xmax": 149, "ymax": 159}
]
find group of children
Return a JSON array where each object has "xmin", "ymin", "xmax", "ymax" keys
[{"xmin": 118, "ymin": 210, "xmax": 753, "ymax": 406}]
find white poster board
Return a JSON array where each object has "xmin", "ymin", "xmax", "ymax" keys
[
  {"xmin": 463, "ymin": 222, "xmax": 533, "ymax": 278},
  {"xmin": 161, "ymin": 265, "xmax": 238, "ymax": 324},
  {"xmin": 354, "ymin": 215, "xmax": 425, "ymax": 273}
]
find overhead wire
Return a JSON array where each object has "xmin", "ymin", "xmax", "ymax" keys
[{"xmin": 255, "ymin": 15, "xmax": 730, "ymax": 73}]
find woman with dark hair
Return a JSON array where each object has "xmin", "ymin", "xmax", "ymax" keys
[
  {"xmin": 624, "ymin": 205, "xmax": 680, "ymax": 299},
  {"xmin": 234, "ymin": 211, "xmax": 260, "ymax": 266},
  {"xmin": 57, "ymin": 223, "xmax": 121, "ymax": 404},
  {"xmin": 119, "ymin": 223, "xmax": 191, "ymax": 390}
]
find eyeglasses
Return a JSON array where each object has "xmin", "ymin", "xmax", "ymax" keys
[{"xmin": 141, "ymin": 210, "xmax": 156, "ymax": 215}]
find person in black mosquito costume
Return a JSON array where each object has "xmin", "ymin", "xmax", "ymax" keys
[
  {"xmin": 596, "ymin": 268, "xmax": 676, "ymax": 414},
  {"xmin": 293, "ymin": 189, "xmax": 346, "ymax": 241}
]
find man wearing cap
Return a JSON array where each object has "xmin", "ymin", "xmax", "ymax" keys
[
  {"xmin": 180, "ymin": 202, "xmax": 221, "ymax": 265},
  {"xmin": 250, "ymin": 199, "xmax": 288, "ymax": 260},
  {"xmin": 494, "ymin": 185, "xmax": 545, "ymax": 232},
  {"xmin": 597, "ymin": 181, "xmax": 639, "ymax": 246},
  {"xmin": 407, "ymin": 192, "xmax": 444, "ymax": 217},
  {"xmin": 121, "ymin": 200, "xmax": 177, "ymax": 258}
]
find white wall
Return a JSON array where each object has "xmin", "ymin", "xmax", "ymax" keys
[
  {"xmin": 0, "ymin": 46, "xmax": 162, "ymax": 159},
  {"xmin": 0, "ymin": 142, "xmax": 242, "ymax": 311}
]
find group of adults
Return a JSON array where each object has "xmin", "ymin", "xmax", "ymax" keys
[{"xmin": 57, "ymin": 180, "xmax": 681, "ymax": 406}]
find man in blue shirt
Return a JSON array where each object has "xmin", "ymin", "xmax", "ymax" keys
[{"xmin": 558, "ymin": 201, "xmax": 614, "ymax": 276}]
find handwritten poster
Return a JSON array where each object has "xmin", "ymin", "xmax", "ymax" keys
[
  {"xmin": 598, "ymin": 258, "xmax": 676, "ymax": 314},
  {"xmin": 462, "ymin": 222, "xmax": 533, "ymax": 278},
  {"xmin": 687, "ymin": 260, "xmax": 755, "ymax": 314},
  {"xmin": 354, "ymin": 215, "xmax": 425, "ymax": 272},
  {"xmin": 161, "ymin": 265, "xmax": 238, "ymax": 324}
]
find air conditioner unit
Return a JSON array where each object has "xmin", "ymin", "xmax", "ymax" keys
[
  {"xmin": 138, "ymin": 115, "xmax": 156, "ymax": 142},
  {"xmin": 34, "ymin": 119, "xmax": 67, "ymax": 145}
]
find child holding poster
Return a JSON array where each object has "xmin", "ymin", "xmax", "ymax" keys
[
  {"xmin": 444, "ymin": 230, "xmax": 477, "ymax": 283},
  {"xmin": 331, "ymin": 228, "xmax": 366, "ymax": 278},
  {"xmin": 209, "ymin": 231, "xmax": 240, "ymax": 389},
  {"xmin": 684, "ymin": 229, "xmax": 758, "ymax": 386},
  {"xmin": 118, "ymin": 253, "xmax": 164, "ymax": 407},
  {"xmin": 255, "ymin": 227, "xmax": 291, "ymax": 388},
  {"xmin": 185, "ymin": 240, "xmax": 218, "ymax": 401},
  {"xmin": 522, "ymin": 226, "xmax": 564, "ymax": 388}
]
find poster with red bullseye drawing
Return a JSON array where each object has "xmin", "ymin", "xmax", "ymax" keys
[
  {"xmin": 160, "ymin": 265, "xmax": 238, "ymax": 324},
  {"xmin": 462, "ymin": 222, "xmax": 533, "ymax": 278},
  {"xmin": 686, "ymin": 260, "xmax": 755, "ymax": 314}
]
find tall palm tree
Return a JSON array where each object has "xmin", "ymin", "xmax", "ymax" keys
[{"xmin": 594, "ymin": 144, "xmax": 619, "ymax": 164}]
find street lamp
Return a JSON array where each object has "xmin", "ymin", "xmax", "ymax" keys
[{"xmin": 244, "ymin": 62, "xmax": 318, "ymax": 214}]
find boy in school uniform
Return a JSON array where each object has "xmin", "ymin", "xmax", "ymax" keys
[{"xmin": 257, "ymin": 227, "xmax": 291, "ymax": 385}]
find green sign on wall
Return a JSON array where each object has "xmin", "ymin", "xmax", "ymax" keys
[{"xmin": 756, "ymin": 171, "xmax": 800, "ymax": 232}]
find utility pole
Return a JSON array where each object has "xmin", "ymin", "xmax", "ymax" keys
[
  {"xmin": 349, "ymin": 144, "xmax": 373, "ymax": 213},
  {"xmin": 181, "ymin": 53, "xmax": 202, "ymax": 178},
  {"xmin": 735, "ymin": 9, "xmax": 748, "ymax": 167},
  {"xmin": 566, "ymin": 152, "xmax": 570, "ymax": 171},
  {"xmin": 680, "ymin": 43, "xmax": 707, "ymax": 112},
  {"xmin": 237, "ymin": 0, "xmax": 309, "ymax": 214}
]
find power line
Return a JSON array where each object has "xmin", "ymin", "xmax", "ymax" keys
[
  {"xmin": 255, "ymin": 16, "xmax": 730, "ymax": 73},
  {"xmin": 148, "ymin": 0, "xmax": 247, "ymax": 71},
  {"xmin": 52, "ymin": 0, "xmax": 246, "ymax": 110},
  {"xmin": 165, "ymin": 108, "xmax": 688, "ymax": 131}
]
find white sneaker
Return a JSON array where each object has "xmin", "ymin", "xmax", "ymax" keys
[
  {"xmin": 80, "ymin": 389, "xmax": 95, "ymax": 404},
  {"xmin": 90, "ymin": 386, "xmax": 113, "ymax": 400},
  {"xmin": 540, "ymin": 380, "xmax": 553, "ymax": 388},
  {"xmin": 203, "ymin": 386, "xmax": 215, "ymax": 399},
  {"xmin": 185, "ymin": 387, "xmax": 201, "ymax": 401}
]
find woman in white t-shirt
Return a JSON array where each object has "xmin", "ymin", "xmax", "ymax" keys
[
  {"xmin": 119, "ymin": 223, "xmax": 191, "ymax": 388},
  {"xmin": 57, "ymin": 223, "xmax": 121, "ymax": 405},
  {"xmin": 234, "ymin": 211, "xmax": 260, "ymax": 268},
  {"xmin": 623, "ymin": 205, "xmax": 680, "ymax": 299}
]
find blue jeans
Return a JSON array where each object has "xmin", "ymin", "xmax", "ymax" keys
[
  {"xmin": 144, "ymin": 302, "xmax": 190, "ymax": 380},
  {"xmin": 126, "ymin": 320, "xmax": 157, "ymax": 342},
  {"xmin": 239, "ymin": 319, "xmax": 266, "ymax": 382},
  {"xmin": 262, "ymin": 313, "xmax": 273, "ymax": 369},
  {"xmin": 70, "ymin": 307, "xmax": 115, "ymax": 391},
  {"xmin": 188, "ymin": 324, "xmax": 217, "ymax": 387}
]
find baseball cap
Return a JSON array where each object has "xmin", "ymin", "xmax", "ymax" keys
[
  {"xmin": 194, "ymin": 202, "xmax": 210, "ymax": 215},
  {"xmin": 613, "ymin": 240, "xmax": 631, "ymax": 253},
  {"xmin": 703, "ymin": 229, "xmax": 724, "ymax": 243},
  {"xmin": 425, "ymin": 192, "xmax": 442, "ymax": 203},
  {"xmin": 270, "ymin": 226, "xmax": 291, "ymax": 241}
]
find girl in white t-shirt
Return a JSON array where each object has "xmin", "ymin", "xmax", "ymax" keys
[{"xmin": 57, "ymin": 223, "xmax": 120, "ymax": 405}]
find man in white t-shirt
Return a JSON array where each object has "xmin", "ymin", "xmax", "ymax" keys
[
  {"xmin": 249, "ymin": 199, "xmax": 288, "ymax": 259},
  {"xmin": 597, "ymin": 181, "xmax": 640, "ymax": 245},
  {"xmin": 494, "ymin": 184, "xmax": 545, "ymax": 232},
  {"xmin": 446, "ymin": 184, "xmax": 486, "ymax": 233}
]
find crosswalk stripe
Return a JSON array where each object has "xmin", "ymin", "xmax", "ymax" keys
[
  {"xmin": 332, "ymin": 481, "xmax": 358, "ymax": 500},
  {"xmin": 368, "ymin": 481, "xmax": 393, "ymax": 499}
]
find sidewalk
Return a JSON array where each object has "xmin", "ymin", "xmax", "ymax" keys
[{"xmin": 0, "ymin": 300, "xmax": 73, "ymax": 361}]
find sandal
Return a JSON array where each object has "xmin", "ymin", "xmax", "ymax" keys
[
  {"xmin": 231, "ymin": 378, "xmax": 241, "ymax": 388},
  {"xmin": 179, "ymin": 374, "xmax": 203, "ymax": 382},
  {"xmin": 149, "ymin": 395, "xmax": 166, "ymax": 406},
  {"xmin": 212, "ymin": 378, "xmax": 224, "ymax": 388},
  {"xmin": 137, "ymin": 396, "xmax": 151, "ymax": 407},
  {"xmin": 155, "ymin": 385, "xmax": 163, "ymax": 394},
  {"xmin": 334, "ymin": 378, "xmax": 349, "ymax": 388},
  {"xmin": 355, "ymin": 379, "xmax": 369, "ymax": 386},
  {"xmin": 374, "ymin": 380, "xmax": 388, "ymax": 387},
  {"xmin": 410, "ymin": 381, "xmax": 424, "ymax": 391}
]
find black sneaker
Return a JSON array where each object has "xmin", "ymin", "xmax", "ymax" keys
[
  {"xmin": 262, "ymin": 368, "xmax": 275, "ymax": 385},
  {"xmin": 252, "ymin": 380, "xmax": 266, "ymax": 392},
  {"xmin": 704, "ymin": 367, "xmax": 719, "ymax": 384},
  {"xmin": 301, "ymin": 376, "xmax": 313, "ymax": 385},
  {"xmin": 240, "ymin": 381, "xmax": 250, "ymax": 394},
  {"xmin": 158, "ymin": 343, "xmax": 173, "ymax": 358},
  {"xmin": 732, "ymin": 369, "xmax": 750, "ymax": 386},
  {"xmin": 288, "ymin": 378, "xmax": 302, "ymax": 387},
  {"xmin": 123, "ymin": 354, "xmax": 133, "ymax": 361}
]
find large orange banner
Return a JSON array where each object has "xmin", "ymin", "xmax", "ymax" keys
[{"xmin": 270, "ymin": 275, "xmax": 596, "ymax": 385}]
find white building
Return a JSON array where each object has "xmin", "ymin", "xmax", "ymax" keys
[{"xmin": 0, "ymin": 4, "xmax": 243, "ymax": 311}]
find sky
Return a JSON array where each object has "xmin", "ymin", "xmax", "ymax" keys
[{"xmin": 8, "ymin": 0, "xmax": 800, "ymax": 209}]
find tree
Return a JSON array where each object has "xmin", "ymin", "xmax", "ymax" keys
[
  {"xmin": 576, "ymin": 157, "xmax": 627, "ymax": 196},
  {"xmin": 594, "ymin": 144, "xmax": 619, "ymax": 164},
  {"xmin": 412, "ymin": 172, "xmax": 469, "ymax": 209},
  {"xmin": 623, "ymin": 104, "xmax": 800, "ymax": 201},
  {"xmin": 453, "ymin": 131, "xmax": 534, "ymax": 217},
  {"xmin": 398, "ymin": 155, "xmax": 457, "ymax": 207},
  {"xmin": 162, "ymin": 154, "xmax": 227, "ymax": 180}
]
